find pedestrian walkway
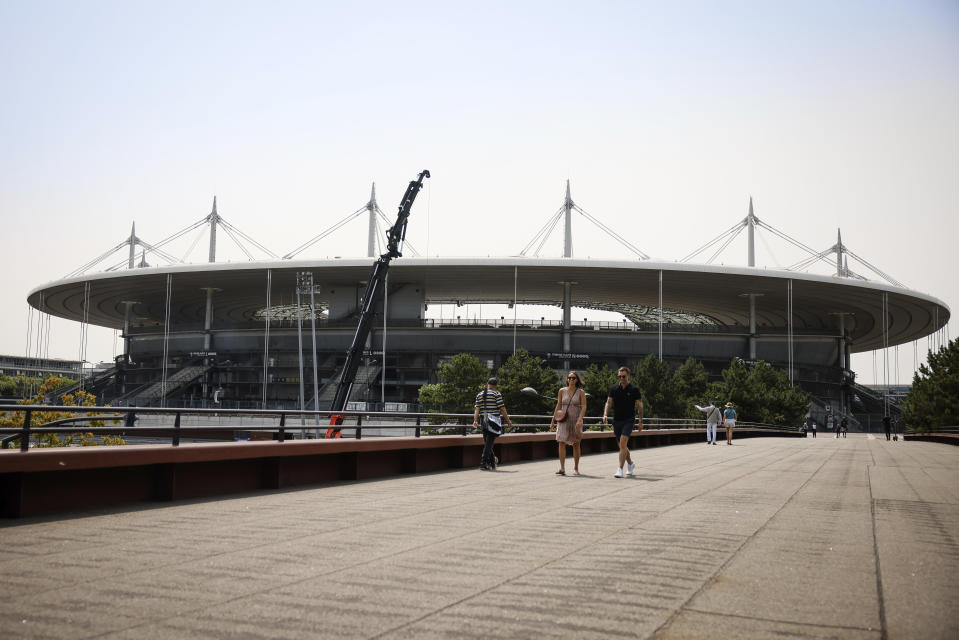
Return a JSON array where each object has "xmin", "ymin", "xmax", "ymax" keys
[{"xmin": 1, "ymin": 434, "xmax": 956, "ymax": 639}]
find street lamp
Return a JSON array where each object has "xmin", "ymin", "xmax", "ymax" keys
[
  {"xmin": 521, "ymin": 387, "xmax": 555, "ymax": 402},
  {"xmin": 522, "ymin": 386, "xmax": 590, "ymax": 401}
]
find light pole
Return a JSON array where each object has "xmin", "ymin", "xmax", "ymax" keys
[
  {"xmin": 295, "ymin": 276, "xmax": 305, "ymax": 432},
  {"xmin": 296, "ymin": 272, "xmax": 321, "ymax": 437}
]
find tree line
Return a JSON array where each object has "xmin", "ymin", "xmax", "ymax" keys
[
  {"xmin": 0, "ymin": 376, "xmax": 124, "ymax": 447},
  {"xmin": 901, "ymin": 338, "xmax": 959, "ymax": 432},
  {"xmin": 418, "ymin": 349, "xmax": 809, "ymax": 427},
  {"xmin": 0, "ymin": 373, "xmax": 72, "ymax": 399}
]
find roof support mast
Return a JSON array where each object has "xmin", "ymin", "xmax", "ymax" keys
[
  {"xmin": 367, "ymin": 184, "xmax": 377, "ymax": 258},
  {"xmin": 563, "ymin": 180, "xmax": 573, "ymax": 258},
  {"xmin": 128, "ymin": 223, "xmax": 137, "ymax": 269},
  {"xmin": 836, "ymin": 228, "xmax": 843, "ymax": 277},
  {"xmin": 208, "ymin": 197, "xmax": 219, "ymax": 263}
]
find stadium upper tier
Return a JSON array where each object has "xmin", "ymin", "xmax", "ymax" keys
[{"xmin": 27, "ymin": 257, "xmax": 949, "ymax": 353}]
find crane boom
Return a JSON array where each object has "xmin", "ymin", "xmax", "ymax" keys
[{"xmin": 329, "ymin": 169, "xmax": 430, "ymax": 413}]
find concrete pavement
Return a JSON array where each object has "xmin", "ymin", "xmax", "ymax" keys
[{"xmin": 1, "ymin": 434, "xmax": 956, "ymax": 639}]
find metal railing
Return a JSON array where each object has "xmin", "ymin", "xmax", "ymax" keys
[
  {"xmin": 125, "ymin": 316, "xmax": 844, "ymax": 335},
  {"xmin": 0, "ymin": 404, "xmax": 800, "ymax": 451},
  {"xmin": 903, "ymin": 426, "xmax": 959, "ymax": 435}
]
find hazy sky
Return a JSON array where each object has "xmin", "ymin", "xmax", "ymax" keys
[{"xmin": 1, "ymin": 0, "xmax": 956, "ymax": 385}]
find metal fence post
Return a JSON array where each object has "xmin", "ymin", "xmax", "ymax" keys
[
  {"xmin": 355, "ymin": 414, "xmax": 362, "ymax": 440},
  {"xmin": 173, "ymin": 412, "xmax": 181, "ymax": 447},
  {"xmin": 415, "ymin": 415, "xmax": 421, "ymax": 438},
  {"xmin": 278, "ymin": 413, "xmax": 286, "ymax": 442},
  {"xmin": 20, "ymin": 409, "xmax": 32, "ymax": 452}
]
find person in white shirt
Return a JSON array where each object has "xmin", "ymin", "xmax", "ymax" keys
[{"xmin": 694, "ymin": 400, "xmax": 722, "ymax": 445}]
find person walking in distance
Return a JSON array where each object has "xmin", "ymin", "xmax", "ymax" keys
[
  {"xmin": 550, "ymin": 371, "xmax": 586, "ymax": 476},
  {"xmin": 472, "ymin": 377, "xmax": 513, "ymax": 470},
  {"xmin": 840, "ymin": 416, "xmax": 848, "ymax": 438},
  {"xmin": 603, "ymin": 366, "xmax": 643, "ymax": 478},
  {"xmin": 723, "ymin": 402, "xmax": 737, "ymax": 445},
  {"xmin": 694, "ymin": 399, "xmax": 722, "ymax": 445}
]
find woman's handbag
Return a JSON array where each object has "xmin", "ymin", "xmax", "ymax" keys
[{"xmin": 553, "ymin": 389, "xmax": 574, "ymax": 422}]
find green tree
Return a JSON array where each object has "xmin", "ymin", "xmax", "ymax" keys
[
  {"xmin": 416, "ymin": 383, "xmax": 446, "ymax": 410},
  {"xmin": 0, "ymin": 374, "xmax": 74, "ymax": 399},
  {"xmin": 673, "ymin": 357, "xmax": 709, "ymax": 418},
  {"xmin": 0, "ymin": 375, "xmax": 16, "ymax": 397},
  {"xmin": 580, "ymin": 363, "xmax": 618, "ymax": 418},
  {"xmin": 417, "ymin": 353, "xmax": 489, "ymax": 413},
  {"xmin": 495, "ymin": 349, "xmax": 560, "ymax": 419},
  {"xmin": 634, "ymin": 354, "xmax": 681, "ymax": 418},
  {"xmin": 0, "ymin": 376, "xmax": 124, "ymax": 447},
  {"xmin": 902, "ymin": 338, "xmax": 959, "ymax": 431},
  {"xmin": 703, "ymin": 359, "xmax": 808, "ymax": 426}
]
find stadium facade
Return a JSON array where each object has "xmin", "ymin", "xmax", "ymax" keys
[{"xmin": 24, "ymin": 188, "xmax": 951, "ymax": 424}]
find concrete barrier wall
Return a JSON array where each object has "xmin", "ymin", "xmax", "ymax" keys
[
  {"xmin": 904, "ymin": 433, "xmax": 959, "ymax": 446},
  {"xmin": 0, "ymin": 428, "xmax": 801, "ymax": 518}
]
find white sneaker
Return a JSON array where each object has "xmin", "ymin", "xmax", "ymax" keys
[
  {"xmin": 614, "ymin": 468, "xmax": 623, "ymax": 478},
  {"xmin": 626, "ymin": 462, "xmax": 635, "ymax": 476}
]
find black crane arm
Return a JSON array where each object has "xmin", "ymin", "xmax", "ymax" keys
[{"xmin": 329, "ymin": 170, "xmax": 430, "ymax": 413}]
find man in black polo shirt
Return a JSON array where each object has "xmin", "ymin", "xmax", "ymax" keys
[{"xmin": 603, "ymin": 366, "xmax": 644, "ymax": 478}]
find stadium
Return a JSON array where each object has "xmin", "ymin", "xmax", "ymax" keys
[{"xmin": 25, "ymin": 183, "xmax": 950, "ymax": 426}]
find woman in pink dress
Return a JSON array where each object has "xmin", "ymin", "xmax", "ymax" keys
[{"xmin": 550, "ymin": 371, "xmax": 586, "ymax": 475}]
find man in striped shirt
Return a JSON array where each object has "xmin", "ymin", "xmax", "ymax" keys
[{"xmin": 473, "ymin": 377, "xmax": 513, "ymax": 470}]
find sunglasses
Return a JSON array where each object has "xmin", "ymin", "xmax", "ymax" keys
[{"xmin": 618, "ymin": 374, "xmax": 628, "ymax": 378}]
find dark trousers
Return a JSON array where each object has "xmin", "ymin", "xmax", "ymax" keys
[{"xmin": 482, "ymin": 431, "xmax": 498, "ymax": 465}]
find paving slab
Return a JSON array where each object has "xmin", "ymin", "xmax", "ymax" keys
[{"xmin": 0, "ymin": 434, "xmax": 956, "ymax": 639}]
